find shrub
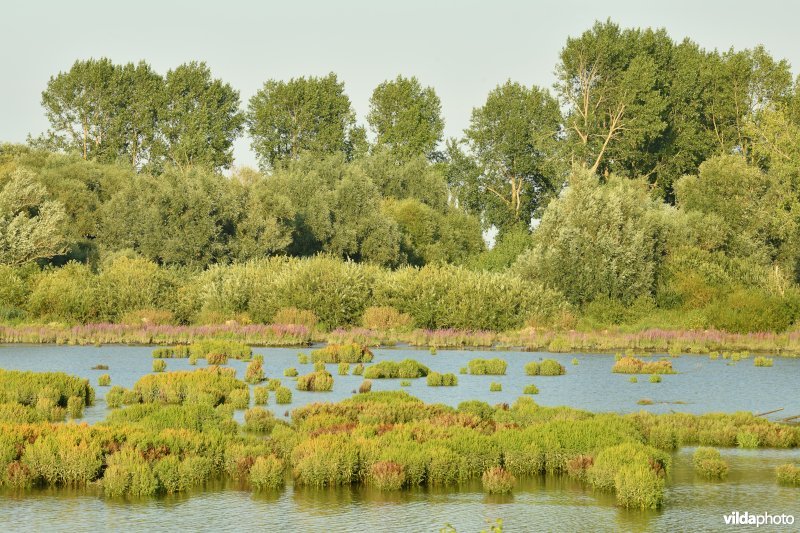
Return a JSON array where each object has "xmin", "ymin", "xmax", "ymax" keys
[
  {"xmin": 152, "ymin": 359, "xmax": 167, "ymax": 372},
  {"xmin": 313, "ymin": 361, "xmax": 326, "ymax": 372},
  {"xmin": 489, "ymin": 382, "xmax": 502, "ymax": 392},
  {"xmin": 362, "ymin": 306, "xmax": 414, "ymax": 331},
  {"xmin": 400, "ymin": 380, "xmax": 411, "ymax": 387},
  {"xmin": 189, "ymin": 340, "xmax": 252, "ymax": 360},
  {"xmin": 189, "ymin": 354, "xmax": 199, "ymax": 365},
  {"xmin": 363, "ymin": 360, "xmax": 429, "ymax": 379},
  {"xmin": 152, "ymin": 346, "xmax": 190, "ymax": 359},
  {"xmin": 359, "ymin": 380, "xmax": 373, "ymax": 394},
  {"xmin": 776, "ymin": 464, "xmax": 800, "ymax": 486},
  {"xmin": 613, "ymin": 357, "xmax": 674, "ymax": 374},
  {"xmin": 629, "ymin": 376, "xmax": 638, "ymax": 383},
  {"xmin": 525, "ymin": 359, "xmax": 565, "ymax": 376},
  {"xmin": 265, "ymin": 378, "xmax": 282, "ymax": 391},
  {"xmin": 244, "ymin": 407, "xmax": 276, "ymax": 433},
  {"xmin": 426, "ymin": 372, "xmax": 457, "ymax": 386},
  {"xmin": 481, "ymin": 467, "xmax": 515, "ymax": 493},
  {"xmin": 589, "ymin": 442, "xmax": 669, "ymax": 509},
  {"xmin": 284, "ymin": 367, "xmax": 298, "ymax": 377},
  {"xmin": 98, "ymin": 374, "xmax": 111, "ymax": 387},
  {"xmin": 736, "ymin": 431, "xmax": 759, "ymax": 448},
  {"xmin": 467, "ymin": 358, "xmax": 507, "ymax": 375},
  {"xmin": 296, "ymin": 371, "xmax": 334, "ymax": 392},
  {"xmin": 245, "ymin": 359, "xmax": 265, "ymax": 384},
  {"xmin": 523, "ymin": 384, "xmax": 539, "ymax": 395},
  {"xmin": 692, "ymin": 447, "xmax": 728, "ymax": 479},
  {"xmin": 649, "ymin": 375, "xmax": 661, "ymax": 383},
  {"xmin": 228, "ymin": 389, "xmax": 250, "ymax": 409},
  {"xmin": 614, "ymin": 464, "xmax": 665, "ymax": 509},
  {"xmin": 253, "ymin": 386, "xmax": 269, "ymax": 405},
  {"xmin": 106, "ymin": 386, "xmax": 124, "ymax": 408},
  {"xmin": 67, "ymin": 396, "xmax": 84, "ymax": 418},
  {"xmin": 338, "ymin": 362, "xmax": 350, "ymax": 376},
  {"xmin": 754, "ymin": 357, "xmax": 773, "ymax": 367},
  {"xmin": 249, "ymin": 455, "xmax": 284, "ymax": 490},
  {"xmin": 273, "ymin": 307, "xmax": 318, "ymax": 329},
  {"xmin": 275, "ymin": 387, "xmax": 292, "ymax": 404},
  {"xmin": 352, "ymin": 364, "xmax": 364, "ymax": 376},
  {"xmin": 311, "ymin": 343, "xmax": 374, "ymax": 363},
  {"xmin": 0, "ymin": 369, "xmax": 94, "ymax": 407},
  {"xmin": 206, "ymin": 352, "xmax": 228, "ymax": 365},
  {"xmin": 367, "ymin": 460, "xmax": 405, "ymax": 490},
  {"xmin": 297, "ymin": 353, "xmax": 309, "ymax": 364}
]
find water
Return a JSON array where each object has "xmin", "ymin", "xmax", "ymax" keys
[
  {"xmin": 0, "ymin": 344, "xmax": 797, "ymax": 423},
  {"xmin": 0, "ymin": 345, "xmax": 799, "ymax": 531}
]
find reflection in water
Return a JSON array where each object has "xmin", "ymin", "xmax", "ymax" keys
[{"xmin": 1, "ymin": 450, "xmax": 798, "ymax": 532}]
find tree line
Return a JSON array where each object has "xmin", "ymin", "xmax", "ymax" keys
[{"xmin": 2, "ymin": 19, "xmax": 800, "ymax": 332}]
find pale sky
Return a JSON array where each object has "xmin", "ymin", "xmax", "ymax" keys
[{"xmin": 3, "ymin": 0, "xmax": 798, "ymax": 169}]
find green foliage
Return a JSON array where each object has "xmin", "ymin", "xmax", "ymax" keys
[
  {"xmin": 467, "ymin": 358, "xmax": 507, "ymax": 375},
  {"xmin": 481, "ymin": 467, "xmax": 515, "ymax": 494},
  {"xmin": 693, "ymin": 447, "xmax": 729, "ymax": 479},
  {"xmin": 98, "ymin": 374, "xmax": 111, "ymax": 387},
  {"xmin": 524, "ymin": 359, "xmax": 565, "ymax": 376},
  {"xmin": 253, "ymin": 386, "xmax": 269, "ymax": 405},
  {"xmin": 489, "ymin": 382, "xmax": 502, "ymax": 392},
  {"xmin": 426, "ymin": 372, "xmax": 458, "ymax": 386},
  {"xmin": 361, "ymin": 306, "xmax": 414, "ymax": 331},
  {"xmin": 649, "ymin": 375, "xmax": 662, "ymax": 383},
  {"xmin": 247, "ymin": 74, "xmax": 362, "ymax": 170},
  {"xmin": 368, "ymin": 76, "xmax": 444, "ymax": 161},
  {"xmin": 244, "ymin": 407, "xmax": 276, "ymax": 433},
  {"xmin": 311, "ymin": 343, "xmax": 374, "ymax": 363},
  {"xmin": 337, "ymin": 363, "xmax": 349, "ymax": 376},
  {"xmin": 284, "ymin": 368, "xmax": 298, "ymax": 378},
  {"xmin": 0, "ymin": 369, "xmax": 94, "ymax": 407},
  {"xmin": 275, "ymin": 387, "xmax": 292, "ymax": 404},
  {"xmin": 249, "ymin": 455, "xmax": 284, "ymax": 490},
  {"xmin": 516, "ymin": 169, "xmax": 667, "ymax": 306},
  {"xmin": 296, "ymin": 371, "xmax": 334, "ymax": 392},
  {"xmin": 152, "ymin": 359, "xmax": 166, "ymax": 373},
  {"xmin": 363, "ymin": 359, "xmax": 430, "ymax": 379},
  {"xmin": 612, "ymin": 357, "xmax": 675, "ymax": 374},
  {"xmin": 776, "ymin": 464, "xmax": 800, "ymax": 486},
  {"xmin": 753, "ymin": 356, "xmax": 774, "ymax": 367},
  {"xmin": 523, "ymin": 384, "xmax": 539, "ymax": 395}
]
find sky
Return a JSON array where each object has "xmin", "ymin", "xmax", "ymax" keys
[{"xmin": 3, "ymin": 0, "xmax": 799, "ymax": 170}]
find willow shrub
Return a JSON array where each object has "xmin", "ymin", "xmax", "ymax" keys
[
  {"xmin": 272, "ymin": 307, "xmax": 318, "ymax": 329},
  {"xmin": 363, "ymin": 360, "xmax": 429, "ymax": 379},
  {"xmin": 373, "ymin": 264, "xmax": 567, "ymax": 331},
  {"xmin": 243, "ymin": 407, "xmax": 276, "ymax": 433},
  {"xmin": 311, "ymin": 343, "xmax": 374, "ymax": 363},
  {"xmin": 362, "ymin": 306, "xmax": 414, "ymax": 331},
  {"xmin": 248, "ymin": 256, "xmax": 374, "ymax": 329},
  {"xmin": 296, "ymin": 371, "xmax": 334, "ymax": 392},
  {"xmin": 129, "ymin": 368, "xmax": 248, "ymax": 406},
  {"xmin": 588, "ymin": 441, "xmax": 670, "ymax": 509},
  {"xmin": 467, "ymin": 358, "xmax": 507, "ymax": 375}
]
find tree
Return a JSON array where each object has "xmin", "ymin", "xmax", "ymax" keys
[
  {"xmin": 462, "ymin": 81, "xmax": 563, "ymax": 233},
  {"xmin": 514, "ymin": 167, "xmax": 668, "ymax": 305},
  {"xmin": 556, "ymin": 21, "xmax": 669, "ymax": 179},
  {"xmin": 0, "ymin": 169, "xmax": 67, "ymax": 265},
  {"xmin": 367, "ymin": 75, "xmax": 444, "ymax": 161},
  {"xmin": 160, "ymin": 62, "xmax": 244, "ymax": 172},
  {"xmin": 247, "ymin": 73, "xmax": 361, "ymax": 170},
  {"xmin": 356, "ymin": 150, "xmax": 448, "ymax": 208}
]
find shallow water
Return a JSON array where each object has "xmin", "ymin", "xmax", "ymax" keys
[
  {"xmin": 0, "ymin": 344, "xmax": 797, "ymax": 423},
  {"xmin": 1, "ymin": 345, "xmax": 799, "ymax": 531}
]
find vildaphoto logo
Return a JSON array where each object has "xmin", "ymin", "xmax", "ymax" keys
[{"xmin": 723, "ymin": 511, "xmax": 795, "ymax": 527}]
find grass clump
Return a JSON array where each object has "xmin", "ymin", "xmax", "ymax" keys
[
  {"xmin": 152, "ymin": 359, "xmax": 167, "ymax": 373},
  {"xmin": 523, "ymin": 384, "xmax": 539, "ymax": 395},
  {"xmin": 359, "ymin": 380, "xmax": 373, "ymax": 393},
  {"xmin": 253, "ymin": 386, "xmax": 269, "ymax": 405},
  {"xmin": 352, "ymin": 364, "xmax": 364, "ymax": 376},
  {"xmin": 400, "ymin": 380, "xmax": 411, "ymax": 387},
  {"xmin": 311, "ymin": 343, "xmax": 374, "ymax": 364},
  {"xmin": 489, "ymin": 382, "xmax": 502, "ymax": 392},
  {"xmin": 481, "ymin": 467, "xmax": 515, "ymax": 493},
  {"xmin": 572, "ymin": 358, "xmax": 579, "ymax": 365},
  {"xmin": 467, "ymin": 358, "xmax": 507, "ymax": 375},
  {"xmin": 189, "ymin": 340, "xmax": 252, "ymax": 361},
  {"xmin": 776, "ymin": 464, "xmax": 800, "ymax": 486},
  {"xmin": 613, "ymin": 357, "xmax": 674, "ymax": 374},
  {"xmin": 692, "ymin": 447, "xmax": 728, "ymax": 479},
  {"xmin": 338, "ymin": 362, "xmax": 350, "ymax": 376},
  {"xmin": 588, "ymin": 442, "xmax": 669, "ymax": 509},
  {"xmin": 0, "ymin": 369, "xmax": 94, "ymax": 408},
  {"xmin": 228, "ymin": 388, "xmax": 250, "ymax": 409},
  {"xmin": 130, "ymin": 367, "xmax": 248, "ymax": 406},
  {"xmin": 284, "ymin": 367, "xmax": 298, "ymax": 377},
  {"xmin": 265, "ymin": 378, "xmax": 282, "ymax": 391},
  {"xmin": 426, "ymin": 372, "xmax": 457, "ymax": 386},
  {"xmin": 98, "ymin": 374, "xmax": 111, "ymax": 387},
  {"xmin": 629, "ymin": 376, "xmax": 638, "ymax": 383},
  {"xmin": 754, "ymin": 356, "xmax": 773, "ymax": 367},
  {"xmin": 296, "ymin": 371, "xmax": 334, "ymax": 392},
  {"xmin": 649, "ymin": 375, "xmax": 662, "ymax": 383},
  {"xmin": 275, "ymin": 387, "xmax": 292, "ymax": 404},
  {"xmin": 297, "ymin": 353, "xmax": 309, "ymax": 364},
  {"xmin": 525, "ymin": 359, "xmax": 565, "ymax": 376},
  {"xmin": 367, "ymin": 461, "xmax": 406, "ymax": 491},
  {"xmin": 363, "ymin": 359, "xmax": 429, "ymax": 379}
]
